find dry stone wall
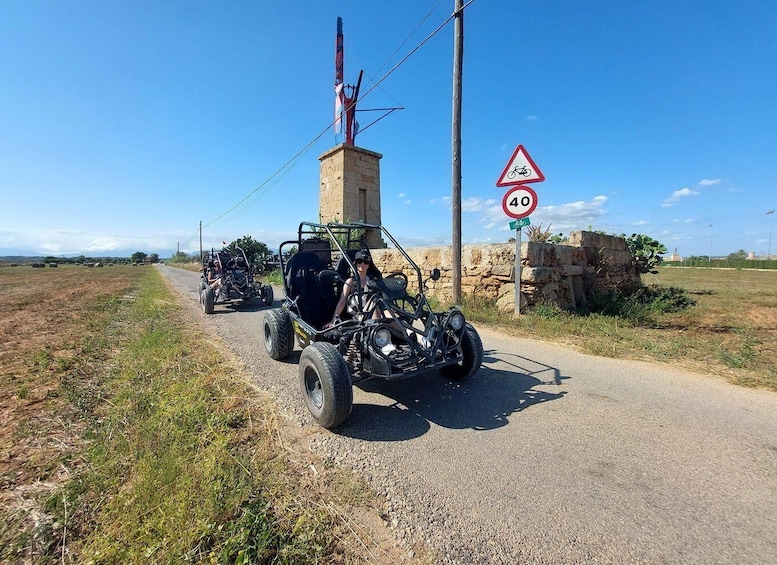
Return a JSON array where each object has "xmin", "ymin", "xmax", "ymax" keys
[{"xmin": 370, "ymin": 231, "xmax": 641, "ymax": 312}]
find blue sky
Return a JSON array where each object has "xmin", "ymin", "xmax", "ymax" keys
[{"xmin": 2, "ymin": 0, "xmax": 775, "ymax": 259}]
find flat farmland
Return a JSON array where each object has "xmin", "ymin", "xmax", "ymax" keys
[{"xmin": 642, "ymin": 267, "xmax": 777, "ymax": 389}]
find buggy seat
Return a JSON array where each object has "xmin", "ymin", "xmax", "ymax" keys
[{"xmin": 285, "ymin": 252, "xmax": 338, "ymax": 330}]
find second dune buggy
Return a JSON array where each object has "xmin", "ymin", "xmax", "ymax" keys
[
  {"xmin": 262, "ymin": 222, "xmax": 483, "ymax": 428},
  {"xmin": 199, "ymin": 245, "xmax": 274, "ymax": 314}
]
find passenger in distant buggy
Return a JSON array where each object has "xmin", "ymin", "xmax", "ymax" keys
[{"xmin": 206, "ymin": 260, "xmax": 222, "ymax": 293}]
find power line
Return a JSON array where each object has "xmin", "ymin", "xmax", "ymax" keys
[
  {"xmin": 197, "ymin": 1, "xmax": 477, "ymax": 235},
  {"xmin": 179, "ymin": 225, "xmax": 204, "ymax": 250}
]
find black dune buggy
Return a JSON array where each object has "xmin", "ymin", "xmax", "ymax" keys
[
  {"xmin": 198, "ymin": 245, "xmax": 274, "ymax": 314},
  {"xmin": 262, "ymin": 221, "xmax": 483, "ymax": 428}
]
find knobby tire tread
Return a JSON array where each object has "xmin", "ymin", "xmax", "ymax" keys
[{"xmin": 300, "ymin": 342, "xmax": 352, "ymax": 428}]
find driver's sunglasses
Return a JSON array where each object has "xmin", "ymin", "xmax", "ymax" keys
[{"xmin": 355, "ymin": 259, "xmax": 370, "ymax": 265}]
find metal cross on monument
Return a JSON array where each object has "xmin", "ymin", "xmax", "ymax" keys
[{"xmin": 334, "ymin": 17, "xmax": 362, "ymax": 146}]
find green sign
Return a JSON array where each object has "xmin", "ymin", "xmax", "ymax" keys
[{"xmin": 509, "ymin": 217, "xmax": 531, "ymax": 230}]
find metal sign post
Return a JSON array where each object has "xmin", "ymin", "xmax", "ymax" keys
[
  {"xmin": 515, "ymin": 226, "xmax": 522, "ymax": 315},
  {"xmin": 508, "ymin": 217, "xmax": 530, "ymax": 315}
]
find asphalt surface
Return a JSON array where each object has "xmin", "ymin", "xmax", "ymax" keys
[{"xmin": 159, "ymin": 265, "xmax": 777, "ymax": 564}]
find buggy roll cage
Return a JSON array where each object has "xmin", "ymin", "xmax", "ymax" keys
[
  {"xmin": 277, "ymin": 221, "xmax": 425, "ymax": 303},
  {"xmin": 203, "ymin": 245, "xmax": 251, "ymax": 272}
]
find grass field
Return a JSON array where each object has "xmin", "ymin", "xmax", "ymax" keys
[
  {"xmin": 461, "ymin": 266, "xmax": 777, "ymax": 391},
  {"xmin": 0, "ymin": 265, "xmax": 416, "ymax": 564}
]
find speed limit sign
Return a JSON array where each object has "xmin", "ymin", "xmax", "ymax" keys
[{"xmin": 502, "ymin": 185, "xmax": 538, "ymax": 219}]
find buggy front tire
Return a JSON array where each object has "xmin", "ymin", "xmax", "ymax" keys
[
  {"xmin": 299, "ymin": 342, "xmax": 352, "ymax": 428},
  {"xmin": 263, "ymin": 308, "xmax": 294, "ymax": 360},
  {"xmin": 260, "ymin": 284, "xmax": 274, "ymax": 306},
  {"xmin": 201, "ymin": 287, "xmax": 215, "ymax": 314},
  {"xmin": 198, "ymin": 278, "xmax": 207, "ymax": 305},
  {"xmin": 440, "ymin": 323, "xmax": 483, "ymax": 380}
]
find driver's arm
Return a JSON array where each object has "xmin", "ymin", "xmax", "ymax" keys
[{"xmin": 331, "ymin": 278, "xmax": 354, "ymax": 323}]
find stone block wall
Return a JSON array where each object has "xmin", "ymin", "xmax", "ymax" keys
[{"xmin": 369, "ymin": 231, "xmax": 641, "ymax": 312}]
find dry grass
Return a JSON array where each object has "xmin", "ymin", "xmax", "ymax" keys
[
  {"xmin": 0, "ymin": 265, "xmax": 422, "ymax": 564},
  {"xmin": 641, "ymin": 267, "xmax": 777, "ymax": 388},
  {"xmin": 469, "ymin": 266, "xmax": 777, "ymax": 391},
  {"xmin": 0, "ymin": 264, "xmax": 145, "ymax": 563}
]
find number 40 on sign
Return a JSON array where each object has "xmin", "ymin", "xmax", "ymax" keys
[{"xmin": 502, "ymin": 185, "xmax": 538, "ymax": 219}]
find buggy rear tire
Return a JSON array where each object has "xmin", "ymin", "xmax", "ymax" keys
[
  {"xmin": 260, "ymin": 284, "xmax": 274, "ymax": 306},
  {"xmin": 440, "ymin": 323, "xmax": 483, "ymax": 380},
  {"xmin": 263, "ymin": 308, "xmax": 294, "ymax": 360},
  {"xmin": 201, "ymin": 287, "xmax": 215, "ymax": 314},
  {"xmin": 299, "ymin": 342, "xmax": 352, "ymax": 428}
]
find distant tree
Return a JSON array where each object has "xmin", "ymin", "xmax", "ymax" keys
[
  {"xmin": 726, "ymin": 249, "xmax": 747, "ymax": 261},
  {"xmin": 148, "ymin": 253, "xmax": 160, "ymax": 263},
  {"xmin": 168, "ymin": 251, "xmax": 187, "ymax": 263},
  {"xmin": 131, "ymin": 251, "xmax": 147, "ymax": 264},
  {"xmin": 228, "ymin": 235, "xmax": 270, "ymax": 270}
]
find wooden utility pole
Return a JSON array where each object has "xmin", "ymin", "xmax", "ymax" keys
[{"xmin": 451, "ymin": 0, "xmax": 464, "ymax": 304}]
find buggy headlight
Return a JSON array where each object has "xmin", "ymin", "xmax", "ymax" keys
[
  {"xmin": 449, "ymin": 312, "xmax": 465, "ymax": 331},
  {"xmin": 374, "ymin": 328, "xmax": 392, "ymax": 348}
]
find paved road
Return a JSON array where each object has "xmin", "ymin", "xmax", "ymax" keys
[{"xmin": 160, "ymin": 265, "xmax": 777, "ymax": 564}]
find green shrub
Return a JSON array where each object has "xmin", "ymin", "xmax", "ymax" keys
[{"xmin": 587, "ymin": 284, "xmax": 696, "ymax": 325}]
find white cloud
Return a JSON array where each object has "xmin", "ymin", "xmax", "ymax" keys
[
  {"xmin": 699, "ymin": 179, "xmax": 720, "ymax": 186},
  {"xmin": 526, "ymin": 115, "xmax": 539, "ymax": 121},
  {"xmin": 537, "ymin": 195, "xmax": 608, "ymax": 229},
  {"xmin": 462, "ymin": 196, "xmax": 497, "ymax": 212},
  {"xmin": 479, "ymin": 203, "xmax": 506, "ymax": 229},
  {"xmin": 392, "ymin": 233, "xmax": 447, "ymax": 247},
  {"xmin": 632, "ymin": 220, "xmax": 647, "ymax": 226},
  {"xmin": 398, "ymin": 192, "xmax": 406, "ymax": 198},
  {"xmin": 0, "ymin": 228, "xmax": 182, "ymax": 255},
  {"xmin": 0, "ymin": 227, "xmax": 297, "ymax": 257},
  {"xmin": 662, "ymin": 187, "xmax": 700, "ymax": 207},
  {"xmin": 431, "ymin": 195, "xmax": 497, "ymax": 212},
  {"xmin": 477, "ymin": 195, "xmax": 608, "ymax": 233}
]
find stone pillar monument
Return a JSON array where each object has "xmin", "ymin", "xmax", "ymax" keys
[{"xmin": 319, "ymin": 143, "xmax": 386, "ymax": 249}]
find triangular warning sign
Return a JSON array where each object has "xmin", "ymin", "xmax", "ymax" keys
[{"xmin": 496, "ymin": 144, "xmax": 545, "ymax": 187}]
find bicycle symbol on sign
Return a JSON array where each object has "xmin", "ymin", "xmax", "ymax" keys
[{"xmin": 507, "ymin": 165, "xmax": 532, "ymax": 179}]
